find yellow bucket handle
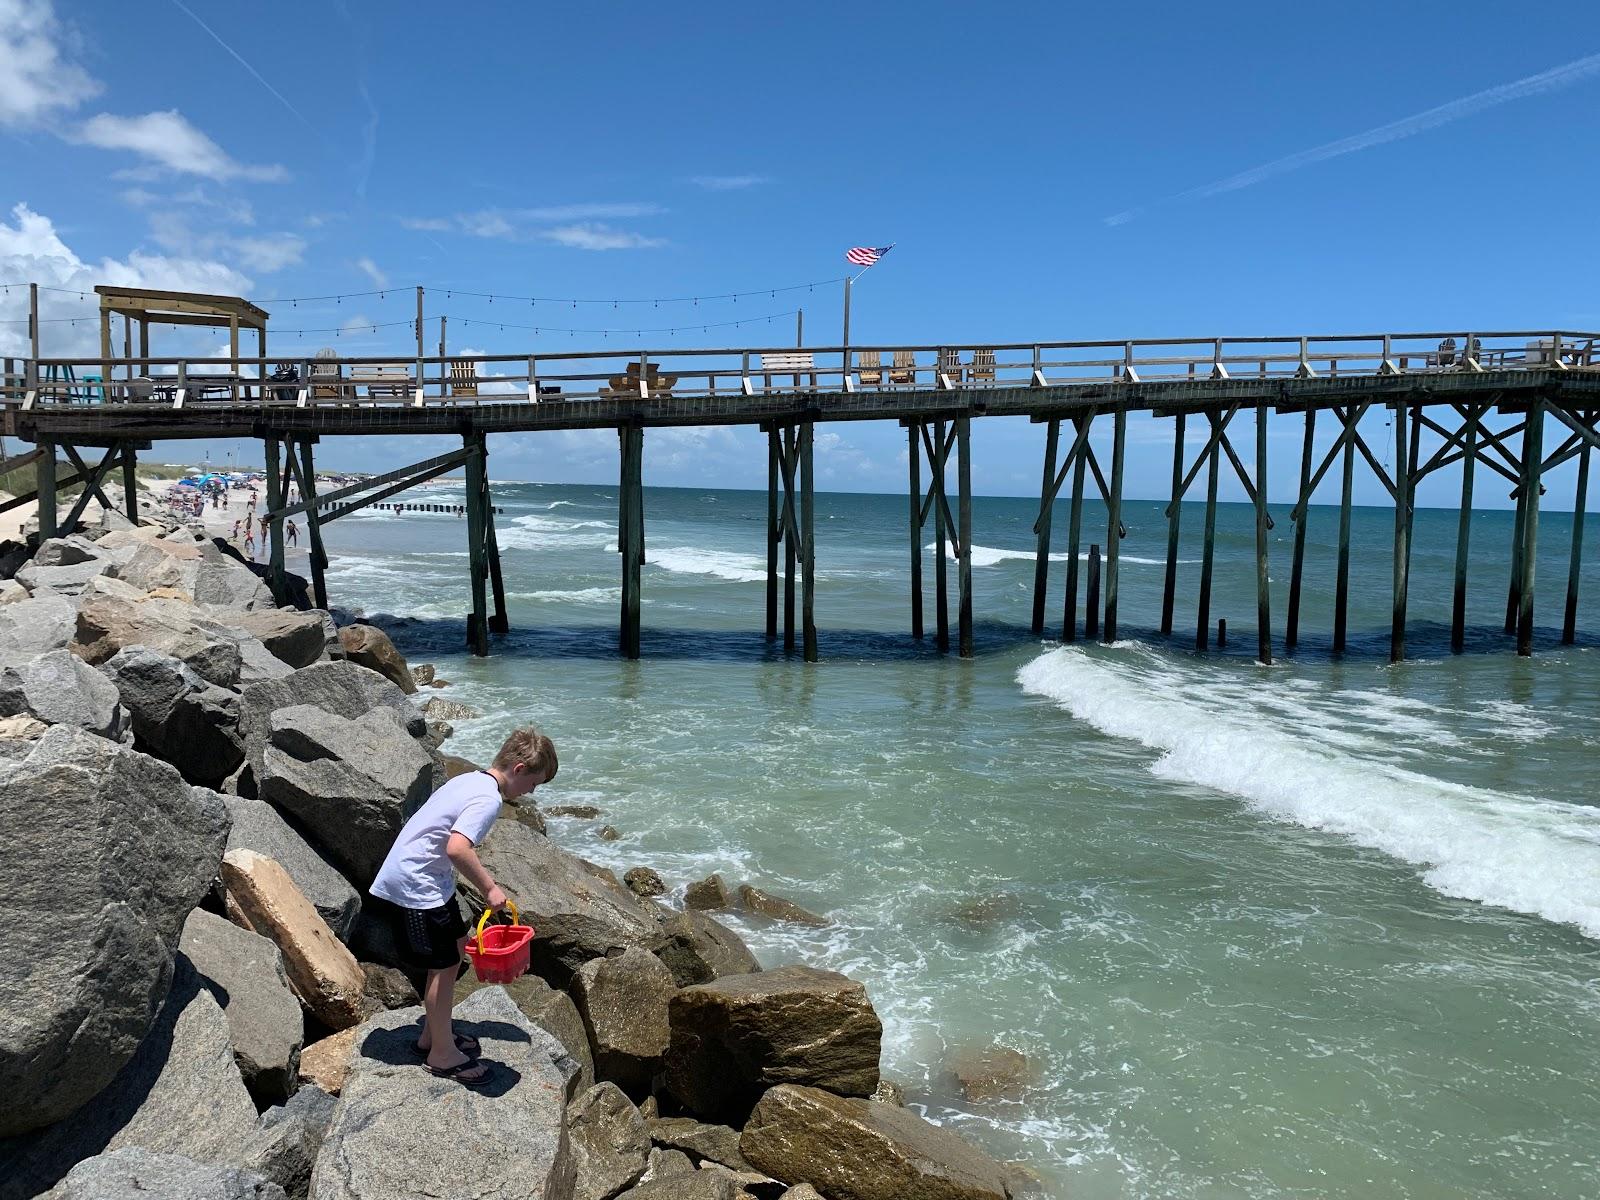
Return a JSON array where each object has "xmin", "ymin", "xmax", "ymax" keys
[{"xmin": 475, "ymin": 899, "xmax": 520, "ymax": 956}]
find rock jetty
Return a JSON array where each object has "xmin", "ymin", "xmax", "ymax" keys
[{"xmin": 0, "ymin": 512, "xmax": 1034, "ymax": 1199}]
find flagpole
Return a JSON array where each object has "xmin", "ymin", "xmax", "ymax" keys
[{"xmin": 842, "ymin": 277, "xmax": 851, "ymax": 357}]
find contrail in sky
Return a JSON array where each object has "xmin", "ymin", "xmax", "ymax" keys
[
  {"xmin": 1105, "ymin": 50, "xmax": 1600, "ymax": 226},
  {"xmin": 169, "ymin": 0, "xmax": 315, "ymax": 131}
]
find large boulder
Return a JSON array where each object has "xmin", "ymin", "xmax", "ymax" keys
[
  {"xmin": 239, "ymin": 1085, "xmax": 337, "ymax": 1200},
  {"xmin": 17, "ymin": 536, "xmax": 115, "ymax": 594},
  {"xmin": 0, "ymin": 728, "xmax": 230, "ymax": 1139},
  {"xmin": 0, "ymin": 647, "xmax": 131, "ymax": 741},
  {"xmin": 307, "ymin": 987, "xmax": 576, "ymax": 1200},
  {"xmin": 108, "ymin": 537, "xmax": 204, "ymax": 594},
  {"xmin": 457, "ymin": 971, "xmax": 595, "ymax": 1092},
  {"xmin": 296, "ymin": 1029, "xmax": 358, "ymax": 1096},
  {"xmin": 654, "ymin": 911, "xmax": 761, "ymax": 987},
  {"xmin": 736, "ymin": 884, "xmax": 829, "ymax": 928},
  {"xmin": 192, "ymin": 542, "xmax": 274, "ymax": 611},
  {"xmin": 460, "ymin": 820, "xmax": 664, "ymax": 984},
  {"xmin": 617, "ymin": 1176, "xmax": 739, "ymax": 1200},
  {"xmin": 336, "ymin": 624, "xmax": 417, "ymax": 694},
  {"xmin": 0, "ymin": 589, "xmax": 76, "ymax": 666},
  {"xmin": 664, "ymin": 967, "xmax": 881, "ymax": 1124},
  {"xmin": 251, "ymin": 705, "xmax": 434, "ymax": 885},
  {"xmin": 0, "ymin": 958, "xmax": 261, "ymax": 1200},
  {"xmin": 644, "ymin": 1119, "xmax": 752, "ymax": 1172},
  {"xmin": 567, "ymin": 1082, "xmax": 649, "ymax": 1200},
  {"xmin": 180, "ymin": 910, "xmax": 304, "ymax": 1105},
  {"xmin": 111, "ymin": 537, "xmax": 273, "ymax": 612},
  {"xmin": 224, "ymin": 796, "xmax": 361, "ymax": 940},
  {"xmin": 73, "ymin": 593, "xmax": 245, "ymax": 687},
  {"xmin": 33, "ymin": 533, "xmax": 105, "ymax": 567},
  {"xmin": 41, "ymin": 1148, "xmax": 287, "ymax": 1200},
  {"xmin": 570, "ymin": 946, "xmax": 676, "ymax": 1097},
  {"xmin": 100, "ymin": 647, "xmax": 244, "ymax": 786},
  {"xmin": 739, "ymin": 1085, "xmax": 1009, "ymax": 1200},
  {"xmin": 230, "ymin": 609, "xmax": 330, "ymax": 670},
  {"xmin": 220, "ymin": 849, "xmax": 366, "ymax": 1031}
]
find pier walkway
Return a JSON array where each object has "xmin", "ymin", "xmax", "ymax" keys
[{"xmin": 6, "ymin": 319, "xmax": 1600, "ymax": 664}]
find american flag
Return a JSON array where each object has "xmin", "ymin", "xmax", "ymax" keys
[{"xmin": 845, "ymin": 244, "xmax": 894, "ymax": 267}]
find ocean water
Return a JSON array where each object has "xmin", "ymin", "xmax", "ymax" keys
[{"xmin": 318, "ymin": 479, "xmax": 1600, "ymax": 1199}]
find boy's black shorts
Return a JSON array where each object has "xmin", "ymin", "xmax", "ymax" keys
[{"xmin": 369, "ymin": 895, "xmax": 468, "ymax": 972}]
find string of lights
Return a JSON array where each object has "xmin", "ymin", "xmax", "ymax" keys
[{"xmin": 437, "ymin": 309, "xmax": 800, "ymax": 337}]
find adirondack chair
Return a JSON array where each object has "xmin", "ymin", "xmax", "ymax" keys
[
  {"xmin": 858, "ymin": 350, "xmax": 883, "ymax": 387},
  {"xmin": 889, "ymin": 349, "xmax": 916, "ymax": 386},
  {"xmin": 449, "ymin": 359, "xmax": 479, "ymax": 398},
  {"xmin": 970, "ymin": 347, "xmax": 997, "ymax": 383},
  {"xmin": 310, "ymin": 349, "xmax": 346, "ymax": 402},
  {"xmin": 937, "ymin": 347, "xmax": 965, "ymax": 386},
  {"xmin": 759, "ymin": 352, "xmax": 816, "ymax": 392}
]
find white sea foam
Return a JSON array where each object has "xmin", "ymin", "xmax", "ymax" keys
[
  {"xmin": 927, "ymin": 543, "xmax": 1194, "ymax": 568},
  {"xmin": 499, "ymin": 512, "xmax": 616, "ymax": 550},
  {"xmin": 1017, "ymin": 645, "xmax": 1600, "ymax": 939},
  {"xmin": 507, "ymin": 586, "xmax": 621, "ymax": 605}
]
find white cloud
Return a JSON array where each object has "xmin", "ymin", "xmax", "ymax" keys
[
  {"xmin": 0, "ymin": 203, "xmax": 252, "ymax": 358},
  {"xmin": 690, "ymin": 174, "xmax": 769, "ymax": 191},
  {"xmin": 230, "ymin": 234, "xmax": 305, "ymax": 273},
  {"xmin": 540, "ymin": 224, "xmax": 666, "ymax": 251},
  {"xmin": 77, "ymin": 111, "xmax": 287, "ymax": 182},
  {"xmin": 354, "ymin": 256, "xmax": 388, "ymax": 288},
  {"xmin": 0, "ymin": 0, "xmax": 99, "ymax": 125},
  {"xmin": 147, "ymin": 211, "xmax": 303, "ymax": 274}
]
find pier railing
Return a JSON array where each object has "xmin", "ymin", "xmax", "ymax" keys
[{"xmin": 5, "ymin": 330, "xmax": 1598, "ymax": 410}]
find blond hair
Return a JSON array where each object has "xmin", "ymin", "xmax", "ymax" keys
[{"xmin": 492, "ymin": 726, "xmax": 558, "ymax": 780}]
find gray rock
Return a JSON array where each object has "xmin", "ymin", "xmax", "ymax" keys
[
  {"xmin": 239, "ymin": 1086, "xmax": 337, "ymax": 1200},
  {"xmin": 654, "ymin": 911, "xmax": 761, "ymax": 988},
  {"xmin": 0, "ymin": 648, "xmax": 130, "ymax": 741},
  {"xmin": 253, "ymin": 704, "xmax": 435, "ymax": 886},
  {"xmin": 568, "ymin": 1082, "xmax": 649, "ymax": 1200},
  {"xmin": 228, "ymin": 609, "xmax": 329, "ymax": 669},
  {"xmin": 180, "ymin": 910, "xmax": 303, "ymax": 1105},
  {"xmin": 307, "ymin": 987, "xmax": 576, "ymax": 1200},
  {"xmin": 73, "ymin": 593, "xmax": 245, "ymax": 687},
  {"xmin": 422, "ymin": 696, "xmax": 480, "ymax": 721},
  {"xmin": 101, "ymin": 647, "xmax": 244, "ymax": 786},
  {"xmin": 0, "ymin": 589, "xmax": 75, "ymax": 666},
  {"xmin": 224, "ymin": 795, "xmax": 361, "ymax": 940},
  {"xmin": 548, "ymin": 804, "xmax": 602, "ymax": 819},
  {"xmin": 17, "ymin": 540, "xmax": 114, "ymax": 594},
  {"xmin": 359, "ymin": 963, "xmax": 419, "ymax": 1015},
  {"xmin": 335, "ymin": 624, "xmax": 417, "ymax": 694},
  {"xmin": 42, "ymin": 1148, "xmax": 286, "ymax": 1200},
  {"xmin": 664, "ymin": 966, "xmax": 882, "ymax": 1125},
  {"xmin": 619, "ymin": 1173, "xmax": 737, "ymax": 1200},
  {"xmin": 457, "ymin": 971, "xmax": 594, "ymax": 1093},
  {"xmin": 422, "ymin": 717, "xmax": 453, "ymax": 749},
  {"xmin": 1, "ymin": 958, "xmax": 261, "ymax": 1199},
  {"xmin": 237, "ymin": 636, "xmax": 295, "ymax": 685},
  {"xmin": 193, "ymin": 542, "xmax": 275, "ymax": 611},
  {"xmin": 409, "ymin": 664, "xmax": 435, "ymax": 686},
  {"xmin": 459, "ymin": 820, "xmax": 664, "ymax": 984},
  {"xmin": 739, "ymin": 1084, "xmax": 1009, "ymax": 1200},
  {"xmin": 0, "ymin": 729, "xmax": 230, "ymax": 1140},
  {"xmin": 642, "ymin": 1148, "xmax": 696, "ymax": 1181},
  {"xmin": 571, "ymin": 947, "xmax": 676, "ymax": 1097},
  {"xmin": 644, "ymin": 1119, "xmax": 752, "ymax": 1172},
  {"xmin": 237, "ymin": 660, "xmax": 431, "ymax": 770},
  {"xmin": 684, "ymin": 874, "xmax": 732, "ymax": 912},
  {"xmin": 0, "ymin": 577, "xmax": 26, "ymax": 604},
  {"xmin": 736, "ymin": 884, "xmax": 829, "ymax": 928},
  {"xmin": 34, "ymin": 534, "xmax": 104, "ymax": 567},
  {"xmin": 625, "ymin": 867, "xmax": 667, "ymax": 898}
]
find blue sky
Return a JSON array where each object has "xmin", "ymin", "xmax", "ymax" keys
[{"xmin": 3, "ymin": 0, "xmax": 1598, "ymax": 508}]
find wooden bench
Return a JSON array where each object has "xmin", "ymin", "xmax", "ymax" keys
[
  {"xmin": 601, "ymin": 361, "xmax": 676, "ymax": 399},
  {"xmin": 759, "ymin": 352, "xmax": 816, "ymax": 391},
  {"xmin": 348, "ymin": 363, "xmax": 413, "ymax": 400}
]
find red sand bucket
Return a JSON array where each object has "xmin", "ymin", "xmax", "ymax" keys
[{"xmin": 465, "ymin": 901, "xmax": 535, "ymax": 983}]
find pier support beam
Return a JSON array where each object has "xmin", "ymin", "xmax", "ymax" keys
[
  {"xmin": 121, "ymin": 442, "xmax": 138, "ymax": 524},
  {"xmin": 1390, "ymin": 402, "xmax": 1411, "ymax": 662},
  {"xmin": 293, "ymin": 440, "xmax": 328, "ymax": 610},
  {"xmin": 801, "ymin": 419, "xmax": 817, "ymax": 662},
  {"xmin": 1032, "ymin": 418, "xmax": 1059, "ymax": 635},
  {"xmin": 934, "ymin": 419, "xmax": 950, "ymax": 652},
  {"xmin": 618, "ymin": 424, "xmax": 643, "ymax": 659},
  {"xmin": 766, "ymin": 427, "xmax": 779, "ymax": 639},
  {"xmin": 1196, "ymin": 411, "xmax": 1221, "ymax": 650},
  {"xmin": 1564, "ymin": 410, "xmax": 1591, "ymax": 645},
  {"xmin": 1255, "ymin": 402, "xmax": 1272, "ymax": 665},
  {"xmin": 264, "ymin": 434, "xmax": 287, "ymax": 606},
  {"xmin": 1160, "ymin": 413, "xmax": 1185, "ymax": 636},
  {"xmin": 908, "ymin": 423, "xmax": 924, "ymax": 639},
  {"xmin": 464, "ymin": 433, "xmax": 490, "ymax": 657},
  {"xmin": 1103, "ymin": 408, "xmax": 1126, "ymax": 643},
  {"xmin": 35, "ymin": 442, "xmax": 55, "ymax": 540},
  {"xmin": 1452, "ymin": 405, "xmax": 1480, "ymax": 653},
  {"xmin": 1516, "ymin": 397, "xmax": 1545, "ymax": 656},
  {"xmin": 1062, "ymin": 413, "xmax": 1093, "ymax": 641},
  {"xmin": 957, "ymin": 414, "xmax": 973, "ymax": 657},
  {"xmin": 1334, "ymin": 407, "xmax": 1357, "ymax": 655},
  {"xmin": 1286, "ymin": 409, "xmax": 1315, "ymax": 651}
]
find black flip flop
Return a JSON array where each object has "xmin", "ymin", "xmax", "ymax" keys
[
  {"xmin": 425, "ymin": 1057, "xmax": 494, "ymax": 1088},
  {"xmin": 413, "ymin": 1032, "xmax": 481, "ymax": 1060}
]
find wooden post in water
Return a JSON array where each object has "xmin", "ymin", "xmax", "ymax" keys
[
  {"xmin": 264, "ymin": 434, "xmax": 287, "ymax": 606},
  {"xmin": 1161, "ymin": 413, "xmax": 1185, "ymax": 636},
  {"xmin": 618, "ymin": 424, "xmax": 643, "ymax": 659},
  {"xmin": 1505, "ymin": 482, "xmax": 1527, "ymax": 636},
  {"xmin": 1103, "ymin": 408, "xmax": 1126, "ymax": 643},
  {"xmin": 298, "ymin": 440, "xmax": 328, "ymax": 610},
  {"xmin": 1032, "ymin": 418, "xmax": 1059, "ymax": 634},
  {"xmin": 766, "ymin": 426, "xmax": 779, "ymax": 640},
  {"xmin": 934, "ymin": 419, "xmax": 950, "ymax": 653},
  {"xmin": 1255, "ymin": 402, "xmax": 1273, "ymax": 665},
  {"xmin": 1286, "ymin": 409, "xmax": 1316, "ymax": 650},
  {"xmin": 908, "ymin": 424, "xmax": 924, "ymax": 639},
  {"xmin": 1390, "ymin": 402, "xmax": 1411, "ymax": 662},
  {"xmin": 1334, "ymin": 407, "xmax": 1357, "ymax": 655},
  {"xmin": 483, "ymin": 439, "xmax": 509, "ymax": 636},
  {"xmin": 1516, "ymin": 396, "xmax": 1544, "ymax": 656},
  {"xmin": 1063, "ymin": 415, "xmax": 1089, "ymax": 642},
  {"xmin": 783, "ymin": 425, "xmax": 797, "ymax": 653},
  {"xmin": 1564, "ymin": 410, "xmax": 1590, "ymax": 645},
  {"xmin": 464, "ymin": 432, "xmax": 489, "ymax": 656},
  {"xmin": 36, "ymin": 439, "xmax": 56, "ymax": 541},
  {"xmin": 800, "ymin": 420, "xmax": 817, "ymax": 662},
  {"xmin": 957, "ymin": 415, "xmax": 973, "ymax": 657},
  {"xmin": 1085, "ymin": 545, "xmax": 1101, "ymax": 640},
  {"xmin": 1196, "ymin": 411, "xmax": 1221, "ymax": 650},
  {"xmin": 1452, "ymin": 405, "xmax": 1480, "ymax": 653}
]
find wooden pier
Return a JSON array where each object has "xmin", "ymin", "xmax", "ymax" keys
[{"xmin": 5, "ymin": 292, "xmax": 1600, "ymax": 664}]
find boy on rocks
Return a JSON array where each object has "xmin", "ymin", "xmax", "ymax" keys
[{"xmin": 368, "ymin": 726, "xmax": 557, "ymax": 1085}]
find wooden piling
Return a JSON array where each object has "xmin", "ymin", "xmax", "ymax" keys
[
  {"xmin": 908, "ymin": 423, "xmax": 923, "ymax": 639},
  {"xmin": 1063, "ymin": 416, "xmax": 1089, "ymax": 642},
  {"xmin": 1161, "ymin": 413, "xmax": 1185, "ymax": 636},
  {"xmin": 1032, "ymin": 419, "xmax": 1060, "ymax": 635},
  {"xmin": 464, "ymin": 433, "xmax": 489, "ymax": 656},
  {"xmin": 1085, "ymin": 544, "xmax": 1101, "ymax": 640},
  {"xmin": 120, "ymin": 443, "xmax": 138, "ymax": 524},
  {"xmin": 801, "ymin": 420, "xmax": 817, "ymax": 662},
  {"xmin": 264, "ymin": 434, "xmax": 287, "ymax": 606},
  {"xmin": 298, "ymin": 440, "xmax": 328, "ymax": 610},
  {"xmin": 1505, "ymin": 484, "xmax": 1527, "ymax": 637},
  {"xmin": 619, "ymin": 424, "xmax": 643, "ymax": 658},
  {"xmin": 766, "ymin": 426, "xmax": 779, "ymax": 640},
  {"xmin": 1334, "ymin": 408, "xmax": 1356, "ymax": 655},
  {"xmin": 486, "ymin": 490, "xmax": 509, "ymax": 636},
  {"xmin": 1452, "ymin": 405, "xmax": 1479, "ymax": 653},
  {"xmin": 783, "ymin": 425, "xmax": 797, "ymax": 653},
  {"xmin": 35, "ymin": 441, "xmax": 55, "ymax": 540},
  {"xmin": 934, "ymin": 419, "xmax": 950, "ymax": 653},
  {"xmin": 1564, "ymin": 411, "xmax": 1590, "ymax": 645},
  {"xmin": 1390, "ymin": 402, "xmax": 1410, "ymax": 663},
  {"xmin": 1516, "ymin": 397, "xmax": 1544, "ymax": 656},
  {"xmin": 957, "ymin": 416, "xmax": 974, "ymax": 657},
  {"xmin": 1196, "ymin": 411, "xmax": 1221, "ymax": 650},
  {"xmin": 1103, "ymin": 408, "xmax": 1126, "ymax": 643},
  {"xmin": 1255, "ymin": 402, "xmax": 1273, "ymax": 665},
  {"xmin": 1286, "ymin": 409, "xmax": 1316, "ymax": 650}
]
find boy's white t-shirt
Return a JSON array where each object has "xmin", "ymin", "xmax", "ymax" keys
[{"xmin": 370, "ymin": 771, "xmax": 502, "ymax": 909}]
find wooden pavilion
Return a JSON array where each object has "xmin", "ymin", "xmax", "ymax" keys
[{"xmin": 95, "ymin": 285, "xmax": 269, "ymax": 374}]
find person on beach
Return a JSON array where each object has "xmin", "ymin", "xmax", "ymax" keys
[
  {"xmin": 258, "ymin": 514, "xmax": 269, "ymax": 541},
  {"xmin": 230, "ymin": 519, "xmax": 241, "ymax": 543},
  {"xmin": 243, "ymin": 530, "xmax": 255, "ymax": 559},
  {"xmin": 286, "ymin": 519, "xmax": 299, "ymax": 547},
  {"xmin": 367, "ymin": 727, "xmax": 558, "ymax": 1086}
]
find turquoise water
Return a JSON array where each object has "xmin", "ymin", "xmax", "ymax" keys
[{"xmin": 320, "ymin": 480, "xmax": 1600, "ymax": 1199}]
